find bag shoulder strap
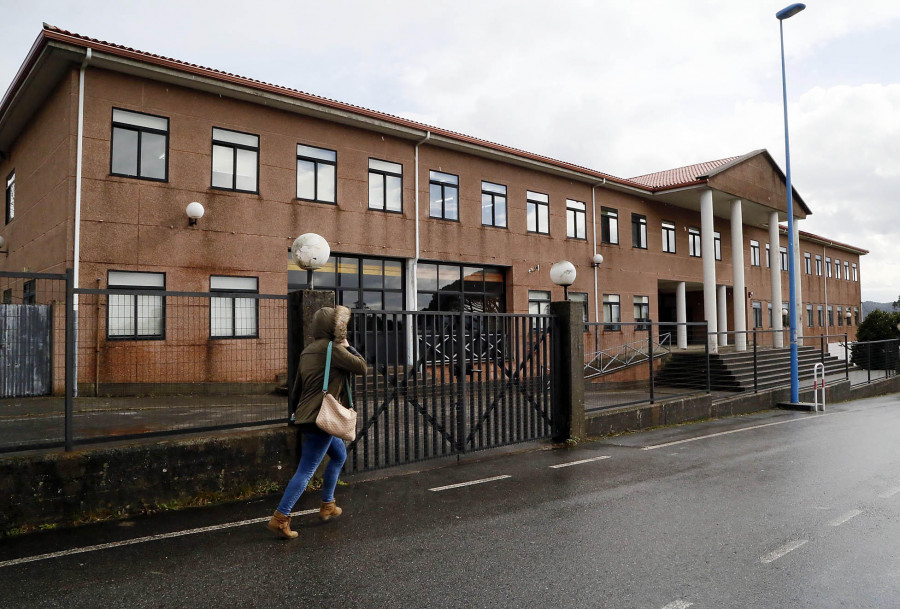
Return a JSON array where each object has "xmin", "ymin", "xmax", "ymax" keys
[{"xmin": 322, "ymin": 342, "xmax": 333, "ymax": 393}]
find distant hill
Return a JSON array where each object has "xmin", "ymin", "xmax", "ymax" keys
[{"xmin": 862, "ymin": 301, "xmax": 895, "ymax": 318}]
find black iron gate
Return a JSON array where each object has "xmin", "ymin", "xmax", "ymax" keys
[{"xmin": 346, "ymin": 310, "xmax": 554, "ymax": 473}]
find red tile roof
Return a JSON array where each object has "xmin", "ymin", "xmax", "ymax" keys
[{"xmin": 628, "ymin": 157, "xmax": 740, "ymax": 189}]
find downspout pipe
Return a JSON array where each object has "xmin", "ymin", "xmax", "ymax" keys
[
  {"xmin": 410, "ymin": 131, "xmax": 430, "ymax": 309},
  {"xmin": 591, "ymin": 179, "xmax": 606, "ymax": 323},
  {"xmin": 74, "ymin": 48, "xmax": 91, "ymax": 302}
]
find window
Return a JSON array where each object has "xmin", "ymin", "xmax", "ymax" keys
[
  {"xmin": 296, "ymin": 144, "xmax": 336, "ymax": 203},
  {"xmin": 290, "ymin": 254, "xmax": 406, "ymax": 312},
  {"xmin": 4, "ymin": 170, "xmax": 13, "ymax": 224},
  {"xmin": 429, "ymin": 171, "xmax": 459, "ymax": 220},
  {"xmin": 817, "ymin": 305, "xmax": 824, "ymax": 327},
  {"xmin": 211, "ymin": 128, "xmax": 259, "ymax": 192},
  {"xmin": 603, "ymin": 294, "xmax": 621, "ymax": 331},
  {"xmin": 634, "ymin": 295, "xmax": 650, "ymax": 330},
  {"xmin": 632, "ymin": 214, "xmax": 647, "ymax": 249},
  {"xmin": 804, "ymin": 252, "xmax": 811, "ymax": 275},
  {"xmin": 828, "ymin": 305, "xmax": 834, "ymax": 327},
  {"xmin": 815, "ymin": 255, "xmax": 822, "ymax": 276},
  {"xmin": 852, "ymin": 263, "xmax": 858, "ymax": 281},
  {"xmin": 825, "ymin": 257, "xmax": 832, "ymax": 278},
  {"xmin": 368, "ymin": 159, "xmax": 403, "ymax": 212},
  {"xmin": 752, "ymin": 302, "xmax": 762, "ymax": 329},
  {"xmin": 566, "ymin": 200, "xmax": 586, "ymax": 239},
  {"xmin": 714, "ymin": 232, "xmax": 722, "ymax": 261},
  {"xmin": 688, "ymin": 228, "xmax": 701, "ymax": 257},
  {"xmin": 844, "ymin": 261, "xmax": 850, "ymax": 281},
  {"xmin": 662, "ymin": 222, "xmax": 676, "ymax": 253},
  {"xmin": 780, "ymin": 247, "xmax": 788, "ymax": 272},
  {"xmin": 768, "ymin": 303, "xmax": 773, "ymax": 328},
  {"xmin": 750, "ymin": 240, "xmax": 760, "ymax": 266},
  {"xmin": 765, "ymin": 244, "xmax": 770, "ymax": 268},
  {"xmin": 481, "ymin": 181, "xmax": 507, "ymax": 228},
  {"xmin": 110, "ymin": 108, "xmax": 168, "ymax": 180},
  {"xmin": 835, "ymin": 259, "xmax": 841, "ymax": 279},
  {"xmin": 837, "ymin": 306, "xmax": 843, "ymax": 326},
  {"xmin": 600, "ymin": 208, "xmax": 618, "ymax": 244},
  {"xmin": 528, "ymin": 290, "xmax": 551, "ymax": 316},
  {"xmin": 2, "ymin": 289, "xmax": 10, "ymax": 304},
  {"xmin": 526, "ymin": 191, "xmax": 549, "ymax": 234},
  {"xmin": 417, "ymin": 262, "xmax": 503, "ymax": 313},
  {"xmin": 570, "ymin": 292, "xmax": 589, "ymax": 323},
  {"xmin": 210, "ymin": 276, "xmax": 258, "ymax": 338},
  {"xmin": 107, "ymin": 270, "xmax": 165, "ymax": 339},
  {"xmin": 854, "ymin": 307, "xmax": 860, "ymax": 325},
  {"xmin": 806, "ymin": 304, "xmax": 813, "ymax": 328},
  {"xmin": 23, "ymin": 279, "xmax": 35, "ymax": 305}
]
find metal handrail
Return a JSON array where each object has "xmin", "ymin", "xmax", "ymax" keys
[{"xmin": 584, "ymin": 332, "xmax": 672, "ymax": 379}]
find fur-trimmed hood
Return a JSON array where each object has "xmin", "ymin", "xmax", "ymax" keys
[{"xmin": 311, "ymin": 305, "xmax": 350, "ymax": 341}]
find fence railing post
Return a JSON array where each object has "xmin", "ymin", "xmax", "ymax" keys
[
  {"xmin": 705, "ymin": 322, "xmax": 711, "ymax": 394},
  {"xmin": 820, "ymin": 335, "xmax": 826, "ymax": 366},
  {"xmin": 456, "ymin": 309, "xmax": 468, "ymax": 454},
  {"xmin": 64, "ymin": 268, "xmax": 74, "ymax": 452},
  {"xmin": 844, "ymin": 333, "xmax": 849, "ymax": 380},
  {"xmin": 753, "ymin": 328, "xmax": 758, "ymax": 393},
  {"xmin": 867, "ymin": 341, "xmax": 872, "ymax": 383},
  {"xmin": 648, "ymin": 321, "xmax": 655, "ymax": 405}
]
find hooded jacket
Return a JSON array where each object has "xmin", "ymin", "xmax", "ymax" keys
[{"xmin": 289, "ymin": 306, "xmax": 368, "ymax": 428}]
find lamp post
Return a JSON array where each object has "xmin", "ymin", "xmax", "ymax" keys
[
  {"xmin": 777, "ymin": 2, "xmax": 805, "ymax": 404},
  {"xmin": 291, "ymin": 233, "xmax": 331, "ymax": 289}
]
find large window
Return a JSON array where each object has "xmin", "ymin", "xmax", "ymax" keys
[
  {"xmin": 528, "ymin": 290, "xmax": 550, "ymax": 316},
  {"xmin": 828, "ymin": 305, "xmax": 834, "ymax": 327},
  {"xmin": 418, "ymin": 263, "xmax": 504, "ymax": 313},
  {"xmin": 752, "ymin": 302, "xmax": 762, "ymax": 329},
  {"xmin": 815, "ymin": 255, "xmax": 822, "ymax": 275},
  {"xmin": 4, "ymin": 170, "xmax": 13, "ymax": 224},
  {"xmin": 817, "ymin": 305, "xmax": 824, "ymax": 327},
  {"xmin": 806, "ymin": 304, "xmax": 813, "ymax": 328},
  {"xmin": 804, "ymin": 252, "xmax": 811, "ymax": 275},
  {"xmin": 526, "ymin": 191, "xmax": 549, "ymax": 234},
  {"xmin": 780, "ymin": 247, "xmax": 788, "ymax": 272},
  {"xmin": 825, "ymin": 257, "xmax": 832, "ymax": 278},
  {"xmin": 429, "ymin": 171, "xmax": 459, "ymax": 221},
  {"xmin": 835, "ymin": 259, "xmax": 842, "ymax": 279},
  {"xmin": 603, "ymin": 294, "xmax": 621, "ymax": 331},
  {"xmin": 852, "ymin": 263, "xmax": 858, "ymax": 281},
  {"xmin": 632, "ymin": 214, "xmax": 647, "ymax": 249},
  {"xmin": 210, "ymin": 276, "xmax": 258, "ymax": 338},
  {"xmin": 107, "ymin": 270, "xmax": 165, "ymax": 339},
  {"xmin": 289, "ymin": 253, "xmax": 405, "ymax": 311},
  {"xmin": 368, "ymin": 159, "xmax": 403, "ymax": 212},
  {"xmin": 714, "ymin": 232, "xmax": 722, "ymax": 261},
  {"xmin": 601, "ymin": 207, "xmax": 618, "ymax": 244},
  {"xmin": 634, "ymin": 295, "xmax": 650, "ymax": 330},
  {"xmin": 662, "ymin": 222, "xmax": 676, "ymax": 253},
  {"xmin": 750, "ymin": 240, "xmax": 760, "ymax": 266},
  {"xmin": 110, "ymin": 108, "xmax": 168, "ymax": 181},
  {"xmin": 844, "ymin": 261, "xmax": 850, "ymax": 281},
  {"xmin": 688, "ymin": 228, "xmax": 701, "ymax": 257},
  {"xmin": 296, "ymin": 144, "xmax": 336, "ymax": 203},
  {"xmin": 566, "ymin": 200, "xmax": 586, "ymax": 239},
  {"xmin": 481, "ymin": 181, "xmax": 507, "ymax": 228},
  {"xmin": 211, "ymin": 128, "xmax": 259, "ymax": 192}
]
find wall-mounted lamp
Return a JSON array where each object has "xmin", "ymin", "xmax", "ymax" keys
[
  {"xmin": 186, "ymin": 201, "xmax": 205, "ymax": 226},
  {"xmin": 0, "ymin": 235, "xmax": 7, "ymax": 256},
  {"xmin": 591, "ymin": 253, "xmax": 604, "ymax": 268},
  {"xmin": 550, "ymin": 260, "xmax": 576, "ymax": 300}
]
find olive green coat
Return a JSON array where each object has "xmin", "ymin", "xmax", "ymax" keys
[{"xmin": 290, "ymin": 306, "xmax": 368, "ymax": 427}]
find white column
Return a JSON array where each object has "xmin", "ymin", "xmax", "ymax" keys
[
  {"xmin": 700, "ymin": 189, "xmax": 718, "ymax": 353},
  {"xmin": 792, "ymin": 217, "xmax": 803, "ymax": 340},
  {"xmin": 676, "ymin": 281, "xmax": 687, "ymax": 349},
  {"xmin": 769, "ymin": 211, "xmax": 784, "ymax": 348},
  {"xmin": 730, "ymin": 199, "xmax": 747, "ymax": 351},
  {"xmin": 717, "ymin": 284, "xmax": 728, "ymax": 347}
]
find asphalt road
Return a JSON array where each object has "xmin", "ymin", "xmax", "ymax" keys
[{"xmin": 2, "ymin": 394, "xmax": 899, "ymax": 608}]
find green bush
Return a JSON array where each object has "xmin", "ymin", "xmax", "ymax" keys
[{"xmin": 851, "ymin": 310, "xmax": 900, "ymax": 370}]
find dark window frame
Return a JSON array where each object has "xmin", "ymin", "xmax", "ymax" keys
[
  {"xmin": 603, "ymin": 293, "xmax": 621, "ymax": 331},
  {"xmin": 209, "ymin": 275, "xmax": 260, "ymax": 340},
  {"xmin": 750, "ymin": 240, "xmax": 761, "ymax": 266},
  {"xmin": 481, "ymin": 181, "xmax": 507, "ymax": 228},
  {"xmin": 289, "ymin": 252, "xmax": 406, "ymax": 312},
  {"xmin": 566, "ymin": 199, "xmax": 587, "ymax": 240},
  {"xmin": 429, "ymin": 170, "xmax": 460, "ymax": 222},
  {"xmin": 526, "ymin": 191, "xmax": 550, "ymax": 235},
  {"xmin": 688, "ymin": 228, "xmax": 701, "ymax": 258},
  {"xmin": 22, "ymin": 279, "xmax": 35, "ymax": 305},
  {"xmin": 5, "ymin": 169, "xmax": 14, "ymax": 224},
  {"xmin": 109, "ymin": 107, "xmax": 170, "ymax": 182},
  {"xmin": 804, "ymin": 252, "xmax": 811, "ymax": 274},
  {"xmin": 714, "ymin": 231, "xmax": 722, "ymax": 261},
  {"xmin": 632, "ymin": 213, "xmax": 647, "ymax": 249},
  {"xmin": 210, "ymin": 127, "xmax": 260, "ymax": 194},
  {"xmin": 780, "ymin": 246, "xmax": 788, "ymax": 272},
  {"xmin": 296, "ymin": 143, "xmax": 337, "ymax": 204},
  {"xmin": 106, "ymin": 270, "xmax": 167, "ymax": 341},
  {"xmin": 418, "ymin": 261, "xmax": 505, "ymax": 314},
  {"xmin": 569, "ymin": 291, "xmax": 589, "ymax": 323},
  {"xmin": 662, "ymin": 221, "xmax": 676, "ymax": 254},
  {"xmin": 368, "ymin": 158, "xmax": 404, "ymax": 213},
  {"xmin": 600, "ymin": 207, "xmax": 618, "ymax": 245}
]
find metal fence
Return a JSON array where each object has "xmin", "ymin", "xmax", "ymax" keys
[
  {"xmin": 847, "ymin": 338, "xmax": 899, "ymax": 387},
  {"xmin": 344, "ymin": 309, "xmax": 555, "ymax": 472}
]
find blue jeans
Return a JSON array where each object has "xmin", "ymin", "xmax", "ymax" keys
[{"xmin": 276, "ymin": 429, "xmax": 347, "ymax": 515}]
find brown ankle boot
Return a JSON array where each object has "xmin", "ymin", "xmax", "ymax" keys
[
  {"xmin": 319, "ymin": 500, "xmax": 343, "ymax": 521},
  {"xmin": 266, "ymin": 510, "xmax": 298, "ymax": 539}
]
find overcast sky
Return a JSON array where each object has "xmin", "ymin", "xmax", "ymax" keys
[{"xmin": 2, "ymin": 0, "xmax": 899, "ymax": 301}]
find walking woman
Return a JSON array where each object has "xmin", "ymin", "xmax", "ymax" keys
[{"xmin": 267, "ymin": 305, "xmax": 367, "ymax": 539}]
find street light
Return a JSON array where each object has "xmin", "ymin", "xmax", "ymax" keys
[
  {"xmin": 777, "ymin": 2, "xmax": 805, "ymax": 404},
  {"xmin": 550, "ymin": 260, "xmax": 576, "ymax": 300}
]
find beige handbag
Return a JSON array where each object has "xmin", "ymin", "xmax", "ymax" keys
[{"xmin": 315, "ymin": 342, "xmax": 357, "ymax": 442}]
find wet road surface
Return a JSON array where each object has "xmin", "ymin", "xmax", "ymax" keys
[{"xmin": 2, "ymin": 393, "xmax": 899, "ymax": 608}]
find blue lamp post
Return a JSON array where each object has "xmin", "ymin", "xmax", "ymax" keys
[{"xmin": 777, "ymin": 3, "xmax": 805, "ymax": 404}]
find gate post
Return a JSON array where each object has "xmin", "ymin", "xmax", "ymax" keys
[
  {"xmin": 287, "ymin": 289, "xmax": 335, "ymax": 420},
  {"xmin": 549, "ymin": 300, "xmax": 584, "ymax": 442}
]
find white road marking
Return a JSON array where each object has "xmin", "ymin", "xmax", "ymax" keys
[
  {"xmin": 878, "ymin": 486, "xmax": 900, "ymax": 499},
  {"xmin": 549, "ymin": 455, "xmax": 610, "ymax": 469},
  {"xmin": 661, "ymin": 601, "xmax": 693, "ymax": 609},
  {"xmin": 641, "ymin": 412, "xmax": 850, "ymax": 451},
  {"xmin": 0, "ymin": 509, "xmax": 318, "ymax": 569},
  {"xmin": 428, "ymin": 475, "xmax": 512, "ymax": 492},
  {"xmin": 828, "ymin": 509, "xmax": 862, "ymax": 527},
  {"xmin": 760, "ymin": 539, "xmax": 808, "ymax": 564}
]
